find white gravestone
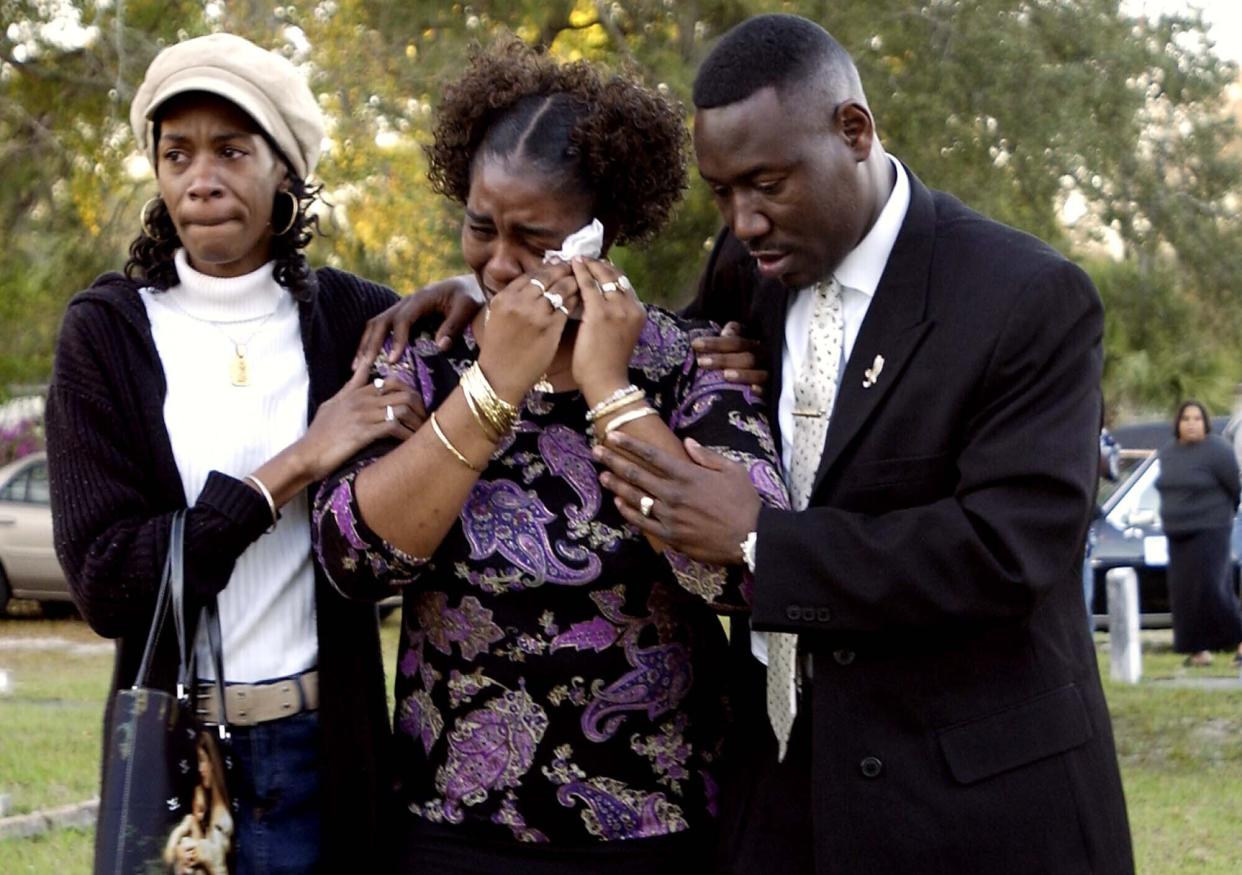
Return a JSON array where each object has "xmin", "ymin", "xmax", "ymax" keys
[{"xmin": 1106, "ymin": 567, "xmax": 1142, "ymax": 683}]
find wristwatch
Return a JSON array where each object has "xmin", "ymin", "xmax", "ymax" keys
[{"xmin": 739, "ymin": 530, "xmax": 758, "ymax": 572}]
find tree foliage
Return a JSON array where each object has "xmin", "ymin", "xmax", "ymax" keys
[{"xmin": 2, "ymin": 0, "xmax": 1240, "ymax": 421}]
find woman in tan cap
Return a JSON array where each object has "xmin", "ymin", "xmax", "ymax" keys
[
  {"xmin": 313, "ymin": 36, "xmax": 788, "ymax": 874},
  {"xmin": 46, "ymin": 32, "xmax": 417, "ymax": 873}
]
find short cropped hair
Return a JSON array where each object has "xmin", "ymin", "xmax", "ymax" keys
[
  {"xmin": 693, "ymin": 14, "xmax": 855, "ymax": 110},
  {"xmin": 427, "ymin": 34, "xmax": 688, "ymax": 246}
]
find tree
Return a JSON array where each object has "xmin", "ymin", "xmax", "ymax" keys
[{"xmin": 2, "ymin": 0, "xmax": 1240, "ymax": 419}]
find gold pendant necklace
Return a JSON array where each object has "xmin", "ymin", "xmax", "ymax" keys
[
  {"xmin": 163, "ymin": 293, "xmax": 278, "ymax": 387},
  {"xmin": 230, "ymin": 343, "xmax": 251, "ymax": 387}
]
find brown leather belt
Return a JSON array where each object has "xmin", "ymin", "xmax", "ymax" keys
[{"xmin": 195, "ymin": 670, "xmax": 319, "ymax": 727}]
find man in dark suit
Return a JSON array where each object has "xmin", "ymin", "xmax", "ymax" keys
[{"xmin": 593, "ymin": 13, "xmax": 1134, "ymax": 874}]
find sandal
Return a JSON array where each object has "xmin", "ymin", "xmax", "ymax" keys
[{"xmin": 1184, "ymin": 653, "xmax": 1214, "ymax": 667}]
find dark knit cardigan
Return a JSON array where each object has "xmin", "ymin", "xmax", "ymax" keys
[{"xmin": 46, "ymin": 267, "xmax": 399, "ymax": 869}]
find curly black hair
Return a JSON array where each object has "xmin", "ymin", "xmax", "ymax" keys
[
  {"xmin": 425, "ymin": 35, "xmax": 689, "ymax": 247},
  {"xmin": 124, "ymin": 118, "xmax": 322, "ymax": 301}
]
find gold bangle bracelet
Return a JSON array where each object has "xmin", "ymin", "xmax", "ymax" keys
[
  {"xmin": 461, "ymin": 363, "xmax": 517, "ymax": 438},
  {"xmin": 603, "ymin": 406, "xmax": 659, "ymax": 436},
  {"xmin": 587, "ymin": 390, "xmax": 646, "ymax": 424},
  {"xmin": 461, "ymin": 379, "xmax": 500, "ymax": 442},
  {"xmin": 586, "ymin": 385, "xmax": 643, "ymax": 422},
  {"xmin": 429, "ymin": 412, "xmax": 481, "ymax": 473},
  {"xmin": 243, "ymin": 474, "xmax": 280, "ymax": 533}
]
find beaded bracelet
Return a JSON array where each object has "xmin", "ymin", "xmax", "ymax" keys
[
  {"xmin": 430, "ymin": 412, "xmax": 481, "ymax": 473},
  {"xmin": 586, "ymin": 385, "xmax": 644, "ymax": 422},
  {"xmin": 243, "ymin": 474, "xmax": 280, "ymax": 533}
]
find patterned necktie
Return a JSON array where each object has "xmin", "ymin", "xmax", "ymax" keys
[{"xmin": 768, "ymin": 278, "xmax": 844, "ymax": 761}]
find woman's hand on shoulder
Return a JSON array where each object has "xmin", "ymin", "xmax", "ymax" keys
[
  {"xmin": 691, "ymin": 321, "xmax": 767, "ymax": 396},
  {"xmin": 352, "ymin": 274, "xmax": 483, "ymax": 370},
  {"xmin": 570, "ymin": 257, "xmax": 646, "ymax": 400},
  {"xmin": 297, "ymin": 364, "xmax": 426, "ymax": 481}
]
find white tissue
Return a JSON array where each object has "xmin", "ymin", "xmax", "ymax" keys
[{"xmin": 544, "ymin": 218, "xmax": 604, "ymax": 263}]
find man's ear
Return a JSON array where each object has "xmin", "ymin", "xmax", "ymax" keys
[{"xmin": 836, "ymin": 100, "xmax": 875, "ymax": 162}]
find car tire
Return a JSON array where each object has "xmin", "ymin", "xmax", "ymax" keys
[
  {"xmin": 39, "ymin": 601, "xmax": 75, "ymax": 619},
  {"xmin": 0, "ymin": 565, "xmax": 10, "ymax": 617}
]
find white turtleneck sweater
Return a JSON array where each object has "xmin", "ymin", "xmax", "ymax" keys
[{"xmin": 140, "ymin": 249, "xmax": 316, "ymax": 683}]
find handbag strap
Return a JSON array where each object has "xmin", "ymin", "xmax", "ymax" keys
[
  {"xmin": 165, "ymin": 514, "xmax": 232, "ymax": 738},
  {"xmin": 132, "ymin": 510, "xmax": 185, "ymax": 687}
]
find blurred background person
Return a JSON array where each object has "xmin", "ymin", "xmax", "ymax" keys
[{"xmin": 1155, "ymin": 400, "xmax": 1242, "ymax": 666}]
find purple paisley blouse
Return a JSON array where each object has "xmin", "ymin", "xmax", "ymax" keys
[{"xmin": 313, "ymin": 306, "xmax": 789, "ymax": 846}]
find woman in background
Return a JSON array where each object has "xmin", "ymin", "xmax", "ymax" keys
[{"xmin": 1156, "ymin": 400, "xmax": 1242, "ymax": 666}]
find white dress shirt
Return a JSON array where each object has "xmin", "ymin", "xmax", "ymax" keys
[{"xmin": 753, "ymin": 155, "xmax": 911, "ymax": 665}]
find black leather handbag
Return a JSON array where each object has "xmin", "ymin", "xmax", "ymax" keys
[{"xmin": 94, "ymin": 511, "xmax": 236, "ymax": 875}]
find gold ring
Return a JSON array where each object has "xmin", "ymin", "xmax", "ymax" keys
[
  {"xmin": 529, "ymin": 278, "xmax": 548, "ymax": 292},
  {"xmin": 639, "ymin": 495, "xmax": 655, "ymax": 518}
]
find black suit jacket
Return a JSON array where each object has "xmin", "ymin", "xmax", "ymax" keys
[{"xmin": 692, "ymin": 170, "xmax": 1133, "ymax": 874}]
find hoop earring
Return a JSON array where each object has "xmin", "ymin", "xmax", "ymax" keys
[
  {"xmin": 272, "ymin": 190, "xmax": 299, "ymax": 236},
  {"xmin": 141, "ymin": 197, "xmax": 168, "ymax": 242}
]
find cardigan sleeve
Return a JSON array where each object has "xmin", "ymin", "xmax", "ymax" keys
[{"xmin": 46, "ymin": 295, "xmax": 273, "ymax": 640}]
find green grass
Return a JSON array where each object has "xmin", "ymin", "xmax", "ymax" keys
[
  {"xmin": 5, "ymin": 614, "xmax": 1242, "ymax": 872},
  {"xmin": 1099, "ymin": 633, "xmax": 1242, "ymax": 873},
  {"xmin": 0, "ymin": 612, "xmax": 110, "ymax": 872}
]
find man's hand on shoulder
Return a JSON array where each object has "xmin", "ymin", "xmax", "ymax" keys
[{"xmin": 594, "ymin": 433, "xmax": 761, "ymax": 565}]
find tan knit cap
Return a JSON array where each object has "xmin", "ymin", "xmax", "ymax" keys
[{"xmin": 130, "ymin": 32, "xmax": 324, "ymax": 179}]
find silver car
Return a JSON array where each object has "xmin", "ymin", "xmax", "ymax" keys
[{"xmin": 0, "ymin": 451, "xmax": 70, "ymax": 613}]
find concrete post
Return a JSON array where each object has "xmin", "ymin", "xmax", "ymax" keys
[{"xmin": 1106, "ymin": 567, "xmax": 1142, "ymax": 683}]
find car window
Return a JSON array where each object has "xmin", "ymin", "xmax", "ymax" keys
[
  {"xmin": 1131, "ymin": 477, "xmax": 1161, "ymax": 517},
  {"xmin": 0, "ymin": 467, "xmax": 30, "ymax": 502},
  {"xmin": 28, "ymin": 461, "xmax": 50, "ymax": 504}
]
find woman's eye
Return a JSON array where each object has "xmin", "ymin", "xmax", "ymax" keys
[
  {"xmin": 468, "ymin": 224, "xmax": 495, "ymax": 238},
  {"xmin": 221, "ymin": 146, "xmax": 245, "ymax": 159},
  {"xmin": 756, "ymin": 179, "xmax": 783, "ymax": 195},
  {"xmin": 162, "ymin": 150, "xmax": 187, "ymax": 164}
]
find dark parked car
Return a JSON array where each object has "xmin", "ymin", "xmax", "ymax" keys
[{"xmin": 1088, "ymin": 448, "xmax": 1241, "ymax": 628}]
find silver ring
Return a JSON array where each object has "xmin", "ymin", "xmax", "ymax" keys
[
  {"xmin": 529, "ymin": 278, "xmax": 548, "ymax": 292},
  {"xmin": 599, "ymin": 281, "xmax": 619, "ymax": 294},
  {"xmin": 543, "ymin": 291, "xmax": 568, "ymax": 315},
  {"xmin": 385, "ymin": 404, "xmax": 395, "ymax": 422},
  {"xmin": 618, "ymin": 275, "xmax": 634, "ymax": 293},
  {"xmin": 373, "ymin": 377, "xmax": 384, "ymax": 392},
  {"xmin": 639, "ymin": 495, "xmax": 655, "ymax": 518}
]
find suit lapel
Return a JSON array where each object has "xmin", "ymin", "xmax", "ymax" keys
[{"xmin": 811, "ymin": 170, "xmax": 938, "ymax": 492}]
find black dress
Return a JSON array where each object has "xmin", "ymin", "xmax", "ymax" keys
[{"xmin": 1156, "ymin": 436, "xmax": 1242, "ymax": 652}]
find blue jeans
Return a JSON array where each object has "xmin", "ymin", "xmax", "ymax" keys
[{"xmin": 229, "ymin": 709, "xmax": 322, "ymax": 875}]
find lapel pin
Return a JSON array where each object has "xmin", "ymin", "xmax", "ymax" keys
[{"xmin": 862, "ymin": 354, "xmax": 885, "ymax": 389}]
